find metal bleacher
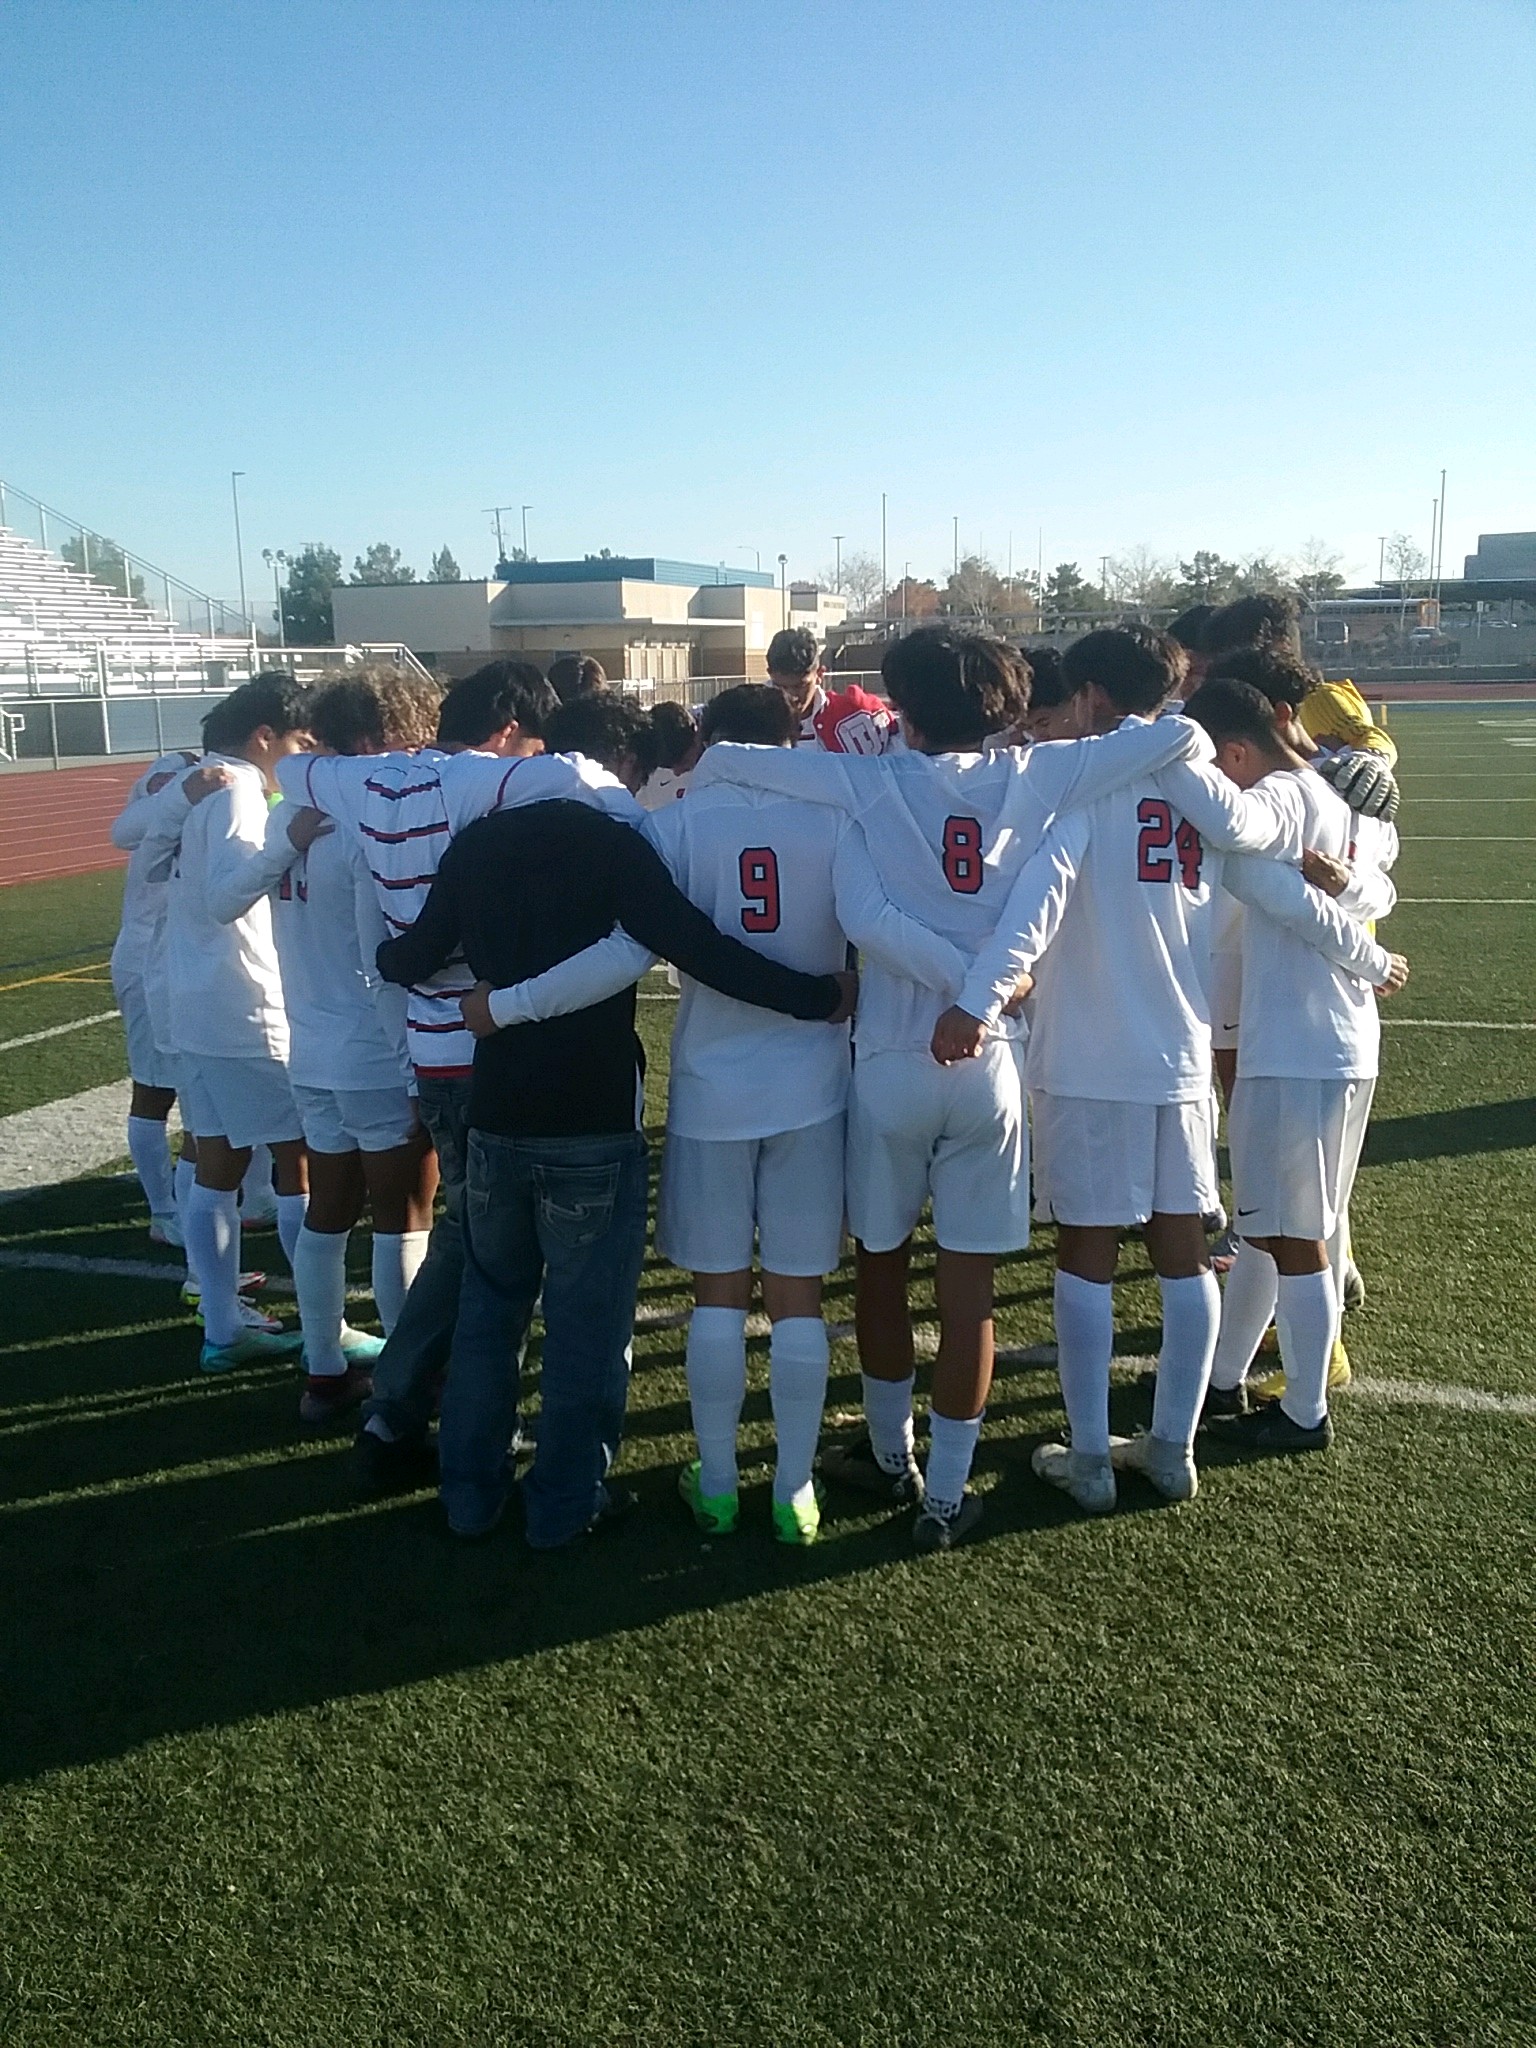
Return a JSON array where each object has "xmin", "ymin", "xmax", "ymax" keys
[{"xmin": 0, "ymin": 481, "xmax": 431, "ymax": 765}]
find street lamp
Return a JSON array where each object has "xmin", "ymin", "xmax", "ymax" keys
[
  {"xmin": 230, "ymin": 471, "xmax": 248, "ymax": 623},
  {"xmin": 738, "ymin": 547, "xmax": 761, "ymax": 572},
  {"xmin": 902, "ymin": 561, "xmax": 910, "ymax": 621},
  {"xmin": 521, "ymin": 505, "xmax": 532, "ymax": 559},
  {"xmin": 262, "ymin": 548, "xmax": 290, "ymax": 649},
  {"xmin": 778, "ymin": 553, "xmax": 788, "ymax": 629},
  {"xmin": 832, "ymin": 535, "xmax": 844, "ymax": 592}
]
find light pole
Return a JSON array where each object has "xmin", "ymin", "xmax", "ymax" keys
[
  {"xmin": 262, "ymin": 548, "xmax": 289, "ymax": 649},
  {"xmin": 832, "ymin": 535, "xmax": 844, "ymax": 592},
  {"xmin": 953, "ymin": 515, "xmax": 959, "ymax": 580},
  {"xmin": 738, "ymin": 547, "xmax": 761, "ymax": 572},
  {"xmin": 778, "ymin": 554, "xmax": 788, "ymax": 628},
  {"xmin": 880, "ymin": 493, "xmax": 887, "ymax": 621},
  {"xmin": 230, "ymin": 471, "xmax": 248, "ymax": 623},
  {"xmin": 1378, "ymin": 535, "xmax": 1387, "ymax": 586},
  {"xmin": 484, "ymin": 505, "xmax": 515, "ymax": 565},
  {"xmin": 902, "ymin": 561, "xmax": 910, "ymax": 621},
  {"xmin": 521, "ymin": 504, "xmax": 532, "ymax": 559},
  {"xmin": 1101, "ymin": 554, "xmax": 1111, "ymax": 607}
]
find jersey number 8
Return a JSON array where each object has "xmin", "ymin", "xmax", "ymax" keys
[
  {"xmin": 942, "ymin": 815, "xmax": 984, "ymax": 894},
  {"xmin": 739, "ymin": 847, "xmax": 781, "ymax": 932},
  {"xmin": 1136, "ymin": 797, "xmax": 1203, "ymax": 890}
]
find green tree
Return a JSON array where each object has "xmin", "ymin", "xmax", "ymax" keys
[
  {"xmin": 60, "ymin": 533, "xmax": 145, "ymax": 603},
  {"xmin": 282, "ymin": 544, "xmax": 342, "ymax": 644},
  {"xmin": 1231, "ymin": 552, "xmax": 1292, "ymax": 597},
  {"xmin": 494, "ymin": 548, "xmax": 533, "ymax": 574},
  {"xmin": 429, "ymin": 545, "xmax": 462, "ymax": 583},
  {"xmin": 351, "ymin": 542, "xmax": 415, "ymax": 585},
  {"xmin": 1171, "ymin": 551, "xmax": 1239, "ymax": 606},
  {"xmin": 1042, "ymin": 562, "xmax": 1099, "ymax": 615}
]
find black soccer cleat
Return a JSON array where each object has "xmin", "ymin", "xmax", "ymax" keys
[
  {"xmin": 1198, "ymin": 1382, "xmax": 1251, "ymax": 1427},
  {"xmin": 1213, "ymin": 1401, "xmax": 1334, "ymax": 1455},
  {"xmin": 913, "ymin": 1492, "xmax": 984, "ymax": 1553},
  {"xmin": 354, "ymin": 1426, "xmax": 438, "ymax": 1496},
  {"xmin": 820, "ymin": 1428, "xmax": 925, "ymax": 1508}
]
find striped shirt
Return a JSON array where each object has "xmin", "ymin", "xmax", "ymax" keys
[{"xmin": 276, "ymin": 747, "xmax": 640, "ymax": 1075}]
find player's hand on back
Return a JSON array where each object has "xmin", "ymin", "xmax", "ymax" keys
[
  {"xmin": 827, "ymin": 968, "xmax": 859, "ymax": 1026},
  {"xmin": 459, "ymin": 981, "xmax": 499, "ymax": 1039},
  {"xmin": 1375, "ymin": 953, "xmax": 1410, "ymax": 997},
  {"xmin": 284, "ymin": 805, "xmax": 335, "ymax": 851},
  {"xmin": 1300, "ymin": 847, "xmax": 1351, "ymax": 898},
  {"xmin": 931, "ymin": 1004, "xmax": 986, "ymax": 1065},
  {"xmin": 182, "ymin": 763, "xmax": 235, "ymax": 805},
  {"xmin": 999, "ymin": 973, "xmax": 1034, "ymax": 1017}
]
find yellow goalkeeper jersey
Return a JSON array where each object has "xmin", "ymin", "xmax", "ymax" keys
[{"xmin": 1299, "ymin": 679, "xmax": 1397, "ymax": 767}]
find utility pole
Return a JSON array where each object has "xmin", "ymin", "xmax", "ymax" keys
[
  {"xmin": 1436, "ymin": 467, "xmax": 1447, "ymax": 603},
  {"xmin": 1101, "ymin": 554, "xmax": 1111, "ymax": 607},
  {"xmin": 230, "ymin": 471, "xmax": 247, "ymax": 623},
  {"xmin": 1378, "ymin": 535, "xmax": 1387, "ymax": 586},
  {"xmin": 778, "ymin": 553, "xmax": 788, "ymax": 629},
  {"xmin": 521, "ymin": 505, "xmax": 532, "ymax": 559},
  {"xmin": 880, "ymin": 493, "xmax": 888, "ymax": 621},
  {"xmin": 952, "ymin": 514, "xmax": 959, "ymax": 579},
  {"xmin": 484, "ymin": 505, "xmax": 516, "ymax": 565},
  {"xmin": 832, "ymin": 536, "xmax": 844, "ymax": 592}
]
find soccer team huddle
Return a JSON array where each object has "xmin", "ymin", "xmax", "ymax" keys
[{"xmin": 108, "ymin": 595, "xmax": 1408, "ymax": 1552}]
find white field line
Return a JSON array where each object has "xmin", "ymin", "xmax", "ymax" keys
[
  {"xmin": 0, "ymin": 1009, "xmax": 120, "ymax": 1054},
  {"xmin": 1400, "ymin": 836, "xmax": 1536, "ymax": 842},
  {"xmin": 1397, "ymin": 898, "xmax": 1536, "ymax": 905},
  {"xmin": 0, "ymin": 1079, "xmax": 168, "ymax": 1202},
  {"xmin": 1406, "ymin": 796, "xmax": 1536, "ymax": 802},
  {"xmin": 1382, "ymin": 1018, "xmax": 1536, "ymax": 1031}
]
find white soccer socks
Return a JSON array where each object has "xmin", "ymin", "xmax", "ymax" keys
[
  {"xmin": 275, "ymin": 1192, "xmax": 309, "ymax": 1273},
  {"xmin": 925, "ymin": 1410, "xmax": 983, "ymax": 1517},
  {"xmin": 686, "ymin": 1306, "xmax": 748, "ymax": 1499},
  {"xmin": 185, "ymin": 1184, "xmax": 243, "ymax": 1347},
  {"xmin": 1152, "ymin": 1270, "xmax": 1221, "ymax": 1450},
  {"xmin": 126, "ymin": 1115, "xmax": 174, "ymax": 1224},
  {"xmin": 1209, "ymin": 1241, "xmax": 1280, "ymax": 1391},
  {"xmin": 1053, "ymin": 1270, "xmax": 1115, "ymax": 1457},
  {"xmin": 768, "ymin": 1316, "xmax": 829, "ymax": 1508},
  {"xmin": 371, "ymin": 1230, "xmax": 429, "ymax": 1334},
  {"xmin": 241, "ymin": 1144, "xmax": 278, "ymax": 1222},
  {"xmin": 1274, "ymin": 1269, "xmax": 1338, "ymax": 1430},
  {"xmin": 293, "ymin": 1225, "xmax": 349, "ymax": 1376},
  {"xmin": 862, "ymin": 1371, "xmax": 917, "ymax": 1475}
]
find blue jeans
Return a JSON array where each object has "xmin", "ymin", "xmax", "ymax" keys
[
  {"xmin": 442, "ymin": 1127, "xmax": 649, "ymax": 1547},
  {"xmin": 362, "ymin": 1073, "xmax": 472, "ymax": 1441}
]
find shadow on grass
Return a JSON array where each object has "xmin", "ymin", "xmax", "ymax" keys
[
  {"xmin": 0, "ymin": 1173, "xmax": 1175, "ymax": 1787},
  {"xmin": 1361, "ymin": 1095, "xmax": 1536, "ymax": 1165}
]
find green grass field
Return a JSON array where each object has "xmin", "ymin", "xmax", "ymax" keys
[{"xmin": 2, "ymin": 706, "xmax": 1534, "ymax": 2046}]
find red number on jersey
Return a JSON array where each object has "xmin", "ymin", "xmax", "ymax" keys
[
  {"xmin": 1136, "ymin": 798, "xmax": 1202, "ymax": 889},
  {"xmin": 739, "ymin": 847, "xmax": 781, "ymax": 932},
  {"xmin": 277, "ymin": 863, "xmax": 308, "ymax": 905},
  {"xmin": 942, "ymin": 815, "xmax": 985, "ymax": 894}
]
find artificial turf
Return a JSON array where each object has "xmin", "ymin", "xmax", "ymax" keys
[{"xmin": 1, "ymin": 705, "xmax": 1533, "ymax": 2045}]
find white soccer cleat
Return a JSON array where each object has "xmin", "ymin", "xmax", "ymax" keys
[
  {"xmin": 1109, "ymin": 1431, "xmax": 1198, "ymax": 1502},
  {"xmin": 1031, "ymin": 1441, "xmax": 1117, "ymax": 1515},
  {"xmin": 149, "ymin": 1214, "xmax": 185, "ymax": 1250}
]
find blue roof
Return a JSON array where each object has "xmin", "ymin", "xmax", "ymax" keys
[{"xmin": 495, "ymin": 556, "xmax": 774, "ymax": 589}]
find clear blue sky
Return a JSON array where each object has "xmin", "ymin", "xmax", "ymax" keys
[{"xmin": 2, "ymin": 0, "xmax": 1533, "ymax": 607}]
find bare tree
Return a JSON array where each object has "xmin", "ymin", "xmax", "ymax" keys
[
  {"xmin": 1385, "ymin": 534, "xmax": 1427, "ymax": 587},
  {"xmin": 1230, "ymin": 552, "xmax": 1293, "ymax": 597},
  {"xmin": 1295, "ymin": 538, "xmax": 1344, "ymax": 606},
  {"xmin": 1104, "ymin": 545, "xmax": 1176, "ymax": 612},
  {"xmin": 827, "ymin": 549, "xmax": 885, "ymax": 616}
]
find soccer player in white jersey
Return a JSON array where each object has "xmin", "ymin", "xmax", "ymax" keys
[
  {"xmin": 933, "ymin": 629, "xmax": 1391, "ymax": 1513},
  {"xmin": 1182, "ymin": 678, "xmax": 1408, "ymax": 1451},
  {"xmin": 137, "ymin": 675, "xmax": 319, "ymax": 1369},
  {"xmin": 109, "ymin": 747, "xmax": 201, "ymax": 1242},
  {"xmin": 765, "ymin": 627, "xmax": 899, "ymax": 755},
  {"xmin": 469, "ymin": 683, "xmax": 968, "ymax": 1544},
  {"xmin": 690, "ymin": 627, "xmax": 1206, "ymax": 1548},
  {"xmin": 268, "ymin": 673, "xmax": 442, "ymax": 1426},
  {"xmin": 275, "ymin": 666, "xmax": 644, "ymax": 1488}
]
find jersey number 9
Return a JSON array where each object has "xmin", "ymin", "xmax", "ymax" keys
[{"xmin": 739, "ymin": 847, "xmax": 781, "ymax": 932}]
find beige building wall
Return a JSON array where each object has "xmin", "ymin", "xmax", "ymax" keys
[{"xmin": 331, "ymin": 580, "xmax": 502, "ymax": 654}]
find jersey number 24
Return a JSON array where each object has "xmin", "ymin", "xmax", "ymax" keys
[{"xmin": 1136, "ymin": 798, "xmax": 1202, "ymax": 889}]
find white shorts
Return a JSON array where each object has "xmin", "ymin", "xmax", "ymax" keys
[
  {"xmin": 1031, "ymin": 1092, "xmax": 1218, "ymax": 1227},
  {"xmin": 1209, "ymin": 950, "xmax": 1243, "ymax": 1053},
  {"xmin": 656, "ymin": 1114, "xmax": 845, "ymax": 1276},
  {"xmin": 111, "ymin": 966, "xmax": 177, "ymax": 1091},
  {"xmin": 177, "ymin": 1053, "xmax": 302, "ymax": 1150},
  {"xmin": 847, "ymin": 1042, "xmax": 1030, "ymax": 1255},
  {"xmin": 291, "ymin": 1082, "xmax": 419, "ymax": 1156},
  {"xmin": 1227, "ymin": 1075, "xmax": 1375, "ymax": 1243}
]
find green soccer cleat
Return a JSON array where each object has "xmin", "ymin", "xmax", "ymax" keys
[
  {"xmin": 200, "ymin": 1328, "xmax": 303, "ymax": 1372},
  {"xmin": 771, "ymin": 1485, "xmax": 822, "ymax": 1547},
  {"xmin": 677, "ymin": 1460, "xmax": 739, "ymax": 1535}
]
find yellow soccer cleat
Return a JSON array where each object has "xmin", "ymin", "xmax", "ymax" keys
[{"xmin": 1248, "ymin": 1338, "xmax": 1352, "ymax": 1404}]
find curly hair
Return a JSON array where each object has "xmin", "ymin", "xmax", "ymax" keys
[{"xmin": 309, "ymin": 666, "xmax": 443, "ymax": 755}]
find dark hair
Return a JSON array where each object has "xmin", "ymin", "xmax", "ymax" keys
[
  {"xmin": 437, "ymin": 660, "xmax": 558, "ymax": 746},
  {"xmin": 1061, "ymin": 625, "xmax": 1185, "ymax": 716},
  {"xmin": 766, "ymin": 627, "xmax": 819, "ymax": 679},
  {"xmin": 1205, "ymin": 643, "xmax": 1317, "ymax": 711},
  {"xmin": 310, "ymin": 668, "xmax": 441, "ymax": 755},
  {"xmin": 1201, "ymin": 592, "xmax": 1300, "ymax": 658},
  {"xmin": 546, "ymin": 654, "xmax": 608, "ymax": 704},
  {"xmin": 1020, "ymin": 644, "xmax": 1068, "ymax": 709},
  {"xmin": 202, "ymin": 672, "xmax": 313, "ymax": 755},
  {"xmin": 544, "ymin": 691, "xmax": 648, "ymax": 773},
  {"xmin": 1183, "ymin": 676, "xmax": 1290, "ymax": 755},
  {"xmin": 632, "ymin": 699, "xmax": 698, "ymax": 781},
  {"xmin": 1168, "ymin": 604, "xmax": 1215, "ymax": 654},
  {"xmin": 699, "ymin": 683, "xmax": 795, "ymax": 749},
  {"xmin": 880, "ymin": 626, "xmax": 1029, "ymax": 748}
]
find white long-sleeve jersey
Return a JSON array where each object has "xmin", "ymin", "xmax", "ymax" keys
[
  {"xmin": 108, "ymin": 751, "xmax": 199, "ymax": 983},
  {"xmin": 158, "ymin": 756, "xmax": 297, "ymax": 1060},
  {"xmin": 265, "ymin": 804, "xmax": 409, "ymax": 1094},
  {"xmin": 275, "ymin": 747, "xmax": 639, "ymax": 1076},
  {"xmin": 686, "ymin": 716, "xmax": 1205, "ymax": 1057}
]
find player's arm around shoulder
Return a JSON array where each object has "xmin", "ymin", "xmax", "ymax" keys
[
  {"xmin": 1025, "ymin": 711, "xmax": 1209, "ymax": 816},
  {"xmin": 688, "ymin": 739, "xmax": 872, "ymax": 813}
]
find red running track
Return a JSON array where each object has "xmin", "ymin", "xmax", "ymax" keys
[{"xmin": 0, "ymin": 761, "xmax": 148, "ymax": 886}]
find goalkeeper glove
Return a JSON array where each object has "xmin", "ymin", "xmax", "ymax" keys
[{"xmin": 1316, "ymin": 750, "xmax": 1400, "ymax": 821}]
